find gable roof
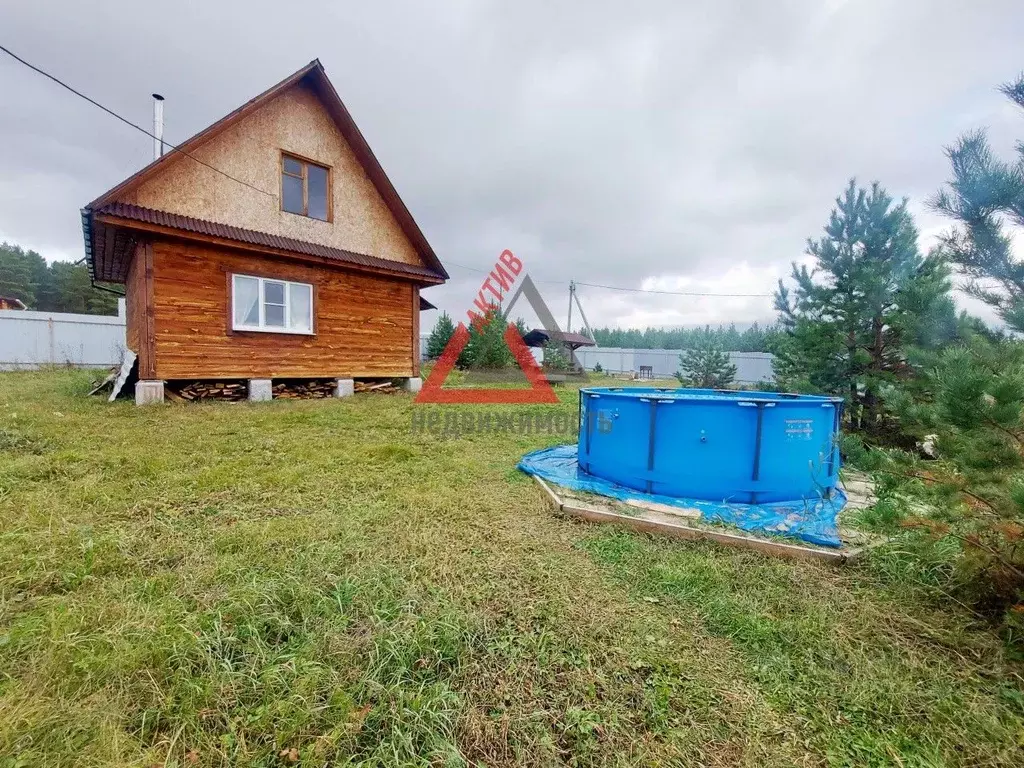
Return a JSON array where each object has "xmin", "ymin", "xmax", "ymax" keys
[{"xmin": 84, "ymin": 59, "xmax": 447, "ymax": 280}]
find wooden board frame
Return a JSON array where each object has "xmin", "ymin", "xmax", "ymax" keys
[{"xmin": 533, "ymin": 475, "xmax": 863, "ymax": 565}]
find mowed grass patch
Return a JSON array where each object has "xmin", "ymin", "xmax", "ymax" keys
[
  {"xmin": 0, "ymin": 371, "xmax": 797, "ymax": 766},
  {"xmin": 0, "ymin": 370, "xmax": 1020, "ymax": 766},
  {"xmin": 581, "ymin": 530, "xmax": 1024, "ymax": 767}
]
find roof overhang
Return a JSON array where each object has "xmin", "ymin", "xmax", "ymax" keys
[
  {"xmin": 83, "ymin": 203, "xmax": 446, "ymax": 286},
  {"xmin": 522, "ymin": 329, "xmax": 596, "ymax": 349}
]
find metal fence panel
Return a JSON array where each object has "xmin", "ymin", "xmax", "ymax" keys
[
  {"xmin": 0, "ymin": 301, "xmax": 126, "ymax": 370},
  {"xmin": 576, "ymin": 347, "xmax": 774, "ymax": 383},
  {"xmin": 416, "ymin": 336, "xmax": 775, "ymax": 383},
  {"xmin": 572, "ymin": 346, "xmax": 636, "ymax": 374}
]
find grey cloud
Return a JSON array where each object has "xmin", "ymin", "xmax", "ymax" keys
[{"xmin": 1, "ymin": 0, "xmax": 1021, "ymax": 328}]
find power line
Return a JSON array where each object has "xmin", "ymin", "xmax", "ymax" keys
[
  {"xmin": 576, "ymin": 281, "xmax": 772, "ymax": 298},
  {"xmin": 443, "ymin": 261, "xmax": 489, "ymax": 273},
  {"xmin": 0, "ymin": 44, "xmax": 276, "ymax": 199},
  {"xmin": 445, "ymin": 262, "xmax": 772, "ymax": 297},
  {"xmin": 445, "ymin": 261, "xmax": 565, "ymax": 284}
]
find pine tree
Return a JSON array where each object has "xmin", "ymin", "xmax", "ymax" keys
[
  {"xmin": 460, "ymin": 306, "xmax": 527, "ymax": 370},
  {"xmin": 0, "ymin": 242, "xmax": 43, "ymax": 306},
  {"xmin": 48, "ymin": 261, "xmax": 118, "ymax": 314},
  {"xmin": 886, "ymin": 337, "xmax": 1024, "ymax": 622},
  {"xmin": 774, "ymin": 179, "xmax": 950, "ymax": 432},
  {"xmin": 541, "ymin": 341, "xmax": 571, "ymax": 372},
  {"xmin": 848, "ymin": 74, "xmax": 1024, "ymax": 639},
  {"xmin": 0, "ymin": 242, "xmax": 118, "ymax": 314},
  {"xmin": 676, "ymin": 344, "xmax": 737, "ymax": 388},
  {"xmin": 425, "ymin": 311, "xmax": 456, "ymax": 360},
  {"xmin": 930, "ymin": 74, "xmax": 1024, "ymax": 332}
]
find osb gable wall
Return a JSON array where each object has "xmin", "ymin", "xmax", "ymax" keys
[
  {"xmin": 149, "ymin": 240, "xmax": 414, "ymax": 379},
  {"xmin": 123, "ymin": 83, "xmax": 423, "ymax": 268}
]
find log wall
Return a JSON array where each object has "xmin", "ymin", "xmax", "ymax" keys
[
  {"xmin": 124, "ymin": 243, "xmax": 155, "ymax": 377},
  {"xmin": 145, "ymin": 238, "xmax": 415, "ymax": 379}
]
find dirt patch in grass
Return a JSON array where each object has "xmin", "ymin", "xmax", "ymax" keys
[{"xmin": 0, "ymin": 371, "xmax": 1021, "ymax": 766}]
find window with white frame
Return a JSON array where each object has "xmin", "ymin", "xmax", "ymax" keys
[{"xmin": 232, "ymin": 274, "xmax": 313, "ymax": 334}]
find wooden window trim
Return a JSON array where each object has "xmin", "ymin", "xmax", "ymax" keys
[
  {"xmin": 229, "ymin": 272, "xmax": 315, "ymax": 336},
  {"xmin": 279, "ymin": 151, "xmax": 332, "ymax": 222}
]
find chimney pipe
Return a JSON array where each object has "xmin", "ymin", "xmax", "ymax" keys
[{"xmin": 152, "ymin": 93, "xmax": 165, "ymax": 160}]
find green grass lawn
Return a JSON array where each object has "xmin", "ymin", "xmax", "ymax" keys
[{"xmin": 1, "ymin": 371, "xmax": 1022, "ymax": 767}]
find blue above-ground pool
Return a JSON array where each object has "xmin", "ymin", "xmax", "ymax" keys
[{"xmin": 578, "ymin": 388, "xmax": 843, "ymax": 504}]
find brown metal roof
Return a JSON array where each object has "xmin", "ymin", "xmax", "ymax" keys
[
  {"xmin": 523, "ymin": 329, "xmax": 596, "ymax": 348},
  {"xmin": 90, "ymin": 202, "xmax": 445, "ymax": 282},
  {"xmin": 83, "ymin": 59, "xmax": 447, "ymax": 280}
]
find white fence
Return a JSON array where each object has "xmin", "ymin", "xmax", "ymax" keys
[
  {"xmin": 4, "ymin": 314, "xmax": 772, "ymax": 378},
  {"xmin": 0, "ymin": 300, "xmax": 126, "ymax": 371},
  {"xmin": 574, "ymin": 347, "xmax": 774, "ymax": 383},
  {"xmin": 419, "ymin": 336, "xmax": 774, "ymax": 383}
]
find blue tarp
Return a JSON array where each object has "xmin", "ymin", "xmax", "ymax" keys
[{"xmin": 518, "ymin": 444, "xmax": 845, "ymax": 548}]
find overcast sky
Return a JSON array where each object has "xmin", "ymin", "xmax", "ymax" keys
[{"xmin": 2, "ymin": 1, "xmax": 1022, "ymax": 331}]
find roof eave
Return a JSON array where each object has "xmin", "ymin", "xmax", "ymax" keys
[
  {"xmin": 90, "ymin": 204, "xmax": 446, "ymax": 286},
  {"xmin": 82, "ymin": 207, "xmax": 95, "ymax": 279}
]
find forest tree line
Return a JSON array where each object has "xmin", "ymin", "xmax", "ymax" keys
[
  {"xmin": 0, "ymin": 242, "xmax": 120, "ymax": 315},
  {"xmin": 589, "ymin": 322, "xmax": 780, "ymax": 352}
]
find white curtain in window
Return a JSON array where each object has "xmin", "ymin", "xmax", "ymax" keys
[
  {"xmin": 233, "ymin": 276, "xmax": 260, "ymax": 327},
  {"xmin": 289, "ymin": 282, "xmax": 313, "ymax": 332}
]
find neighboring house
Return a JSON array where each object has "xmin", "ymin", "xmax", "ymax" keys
[
  {"xmin": 0, "ymin": 297, "xmax": 27, "ymax": 310},
  {"xmin": 81, "ymin": 59, "xmax": 448, "ymax": 404}
]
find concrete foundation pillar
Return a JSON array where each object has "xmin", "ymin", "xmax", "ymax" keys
[
  {"xmin": 334, "ymin": 378, "xmax": 355, "ymax": 398},
  {"xmin": 402, "ymin": 377, "xmax": 423, "ymax": 394},
  {"xmin": 135, "ymin": 380, "xmax": 164, "ymax": 406},
  {"xmin": 248, "ymin": 379, "xmax": 273, "ymax": 402}
]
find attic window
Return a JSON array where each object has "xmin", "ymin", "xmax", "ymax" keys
[{"xmin": 281, "ymin": 153, "xmax": 330, "ymax": 221}]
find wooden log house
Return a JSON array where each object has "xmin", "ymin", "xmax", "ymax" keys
[{"xmin": 81, "ymin": 60, "xmax": 447, "ymax": 404}]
